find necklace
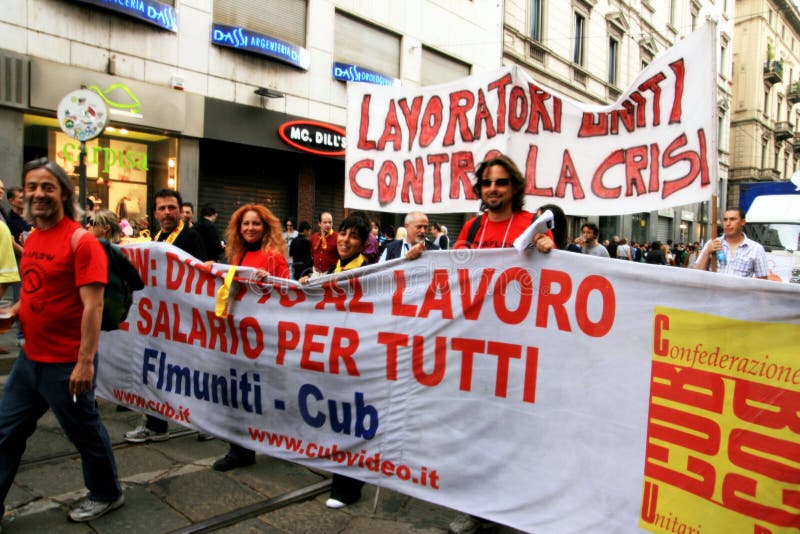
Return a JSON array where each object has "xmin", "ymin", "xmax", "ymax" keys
[{"xmin": 476, "ymin": 213, "xmax": 514, "ymax": 249}]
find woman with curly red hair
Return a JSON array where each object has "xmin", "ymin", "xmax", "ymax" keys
[{"xmin": 212, "ymin": 204, "xmax": 289, "ymax": 471}]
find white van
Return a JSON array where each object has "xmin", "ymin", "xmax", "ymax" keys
[{"xmin": 744, "ymin": 195, "xmax": 800, "ymax": 283}]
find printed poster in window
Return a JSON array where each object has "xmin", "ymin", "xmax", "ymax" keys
[
  {"xmin": 54, "ymin": 132, "xmax": 99, "ymax": 178},
  {"xmin": 109, "ymin": 139, "xmax": 148, "ymax": 183}
]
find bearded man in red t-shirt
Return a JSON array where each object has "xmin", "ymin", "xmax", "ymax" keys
[
  {"xmin": 453, "ymin": 154, "xmax": 553, "ymax": 252},
  {"xmin": 449, "ymin": 153, "xmax": 552, "ymax": 534},
  {"xmin": 0, "ymin": 158, "xmax": 123, "ymax": 527}
]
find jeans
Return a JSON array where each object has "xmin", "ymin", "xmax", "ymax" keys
[{"xmin": 0, "ymin": 350, "xmax": 121, "ymax": 517}]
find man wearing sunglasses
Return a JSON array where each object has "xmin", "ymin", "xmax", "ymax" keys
[
  {"xmin": 449, "ymin": 153, "xmax": 552, "ymax": 534},
  {"xmin": 453, "ymin": 154, "xmax": 553, "ymax": 252},
  {"xmin": 0, "ymin": 158, "xmax": 124, "ymax": 527}
]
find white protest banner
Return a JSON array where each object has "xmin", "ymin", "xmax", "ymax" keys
[
  {"xmin": 345, "ymin": 23, "xmax": 717, "ymax": 215},
  {"xmin": 98, "ymin": 242, "xmax": 799, "ymax": 533}
]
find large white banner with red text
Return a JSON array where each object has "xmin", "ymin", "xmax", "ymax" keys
[
  {"xmin": 345, "ymin": 23, "xmax": 718, "ymax": 215},
  {"xmin": 97, "ymin": 242, "xmax": 799, "ymax": 533}
]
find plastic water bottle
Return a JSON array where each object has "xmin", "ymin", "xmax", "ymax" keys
[{"xmin": 716, "ymin": 241, "xmax": 727, "ymax": 267}]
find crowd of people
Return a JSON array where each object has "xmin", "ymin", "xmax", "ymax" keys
[{"xmin": 0, "ymin": 153, "xmax": 769, "ymax": 533}]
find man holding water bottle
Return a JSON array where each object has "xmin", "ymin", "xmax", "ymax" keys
[{"xmin": 694, "ymin": 207, "xmax": 768, "ymax": 278}]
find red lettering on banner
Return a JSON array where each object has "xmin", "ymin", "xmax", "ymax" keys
[
  {"xmin": 126, "ymin": 247, "xmax": 150, "ymax": 285},
  {"xmin": 732, "ymin": 380, "xmax": 800, "ymax": 433},
  {"xmin": 276, "ymin": 321, "xmax": 300, "ymax": 365},
  {"xmin": 591, "ymin": 149, "xmax": 624, "ymax": 199},
  {"xmin": 722, "ymin": 470, "xmax": 800, "ymax": 527},
  {"xmin": 428, "ymin": 153, "xmax": 448, "ymax": 203},
  {"xmin": 536, "ymin": 269, "xmax": 572, "ymax": 331},
  {"xmin": 419, "ymin": 97, "xmax": 444, "ymax": 147},
  {"xmin": 278, "ymin": 286, "xmax": 306, "ymax": 307},
  {"xmin": 554, "ymin": 151, "xmax": 586, "ymax": 199},
  {"xmin": 458, "ymin": 268, "xmax": 494, "ymax": 320},
  {"xmin": 378, "ymin": 160, "xmax": 399, "ymax": 205},
  {"xmin": 449, "ymin": 151, "xmax": 476, "ymax": 200},
  {"xmin": 418, "ymin": 269, "xmax": 454, "ymax": 319},
  {"xmin": 669, "ymin": 59, "xmax": 685, "ymax": 124},
  {"xmin": 486, "ymin": 341, "xmax": 522, "ymax": 398},
  {"xmin": 300, "ymin": 324, "xmax": 328, "ymax": 372},
  {"xmin": 637, "ymin": 72, "xmax": 667, "ymax": 127},
  {"xmin": 653, "ymin": 314, "xmax": 669, "ymax": 356},
  {"xmin": 357, "ymin": 94, "xmax": 376, "ymax": 150},
  {"xmin": 624, "ymin": 145, "xmax": 648, "ymax": 196},
  {"xmin": 392, "ymin": 271, "xmax": 417, "ymax": 316},
  {"xmin": 329, "ymin": 328, "xmax": 360, "ymax": 375},
  {"xmin": 574, "ymin": 275, "xmax": 615, "ymax": 337},
  {"xmin": 444, "ymin": 90, "xmax": 475, "ymax": 146},
  {"xmin": 378, "ymin": 331, "xmax": 408, "ymax": 380},
  {"xmin": 523, "ymin": 346, "xmax": 538, "ymax": 403},
  {"xmin": 492, "ymin": 267, "xmax": 533, "ymax": 324},
  {"xmin": 661, "ymin": 132, "xmax": 702, "ymax": 199},
  {"xmin": 378, "ymin": 101, "xmax": 402, "ymax": 150},
  {"xmin": 187, "ymin": 308, "xmax": 207, "ymax": 348},
  {"xmin": 316, "ymin": 281, "xmax": 347, "ymax": 311},
  {"xmin": 487, "ymin": 74, "xmax": 512, "ymax": 134},
  {"xmin": 412, "ymin": 335, "xmax": 446, "ymax": 386},
  {"xmin": 398, "ymin": 97, "xmax": 422, "ymax": 150},
  {"xmin": 524, "ymin": 146, "xmax": 553, "ymax": 197},
  {"xmin": 473, "ymin": 89, "xmax": 497, "ymax": 140},
  {"xmin": 347, "ymin": 278, "xmax": 374, "ymax": 313},
  {"xmin": 508, "ymin": 85, "xmax": 528, "ymax": 131},
  {"xmin": 401, "ymin": 158, "xmax": 424, "ymax": 204},
  {"xmin": 526, "ymin": 83, "xmax": 560, "ymax": 134},
  {"xmin": 451, "ymin": 337, "xmax": 485, "ymax": 393},
  {"xmin": 349, "ymin": 159, "xmax": 374, "ymax": 198}
]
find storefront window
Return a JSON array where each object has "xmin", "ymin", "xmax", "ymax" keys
[{"xmin": 23, "ymin": 114, "xmax": 178, "ymax": 236}]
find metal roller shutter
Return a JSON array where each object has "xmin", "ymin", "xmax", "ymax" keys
[
  {"xmin": 656, "ymin": 216, "xmax": 672, "ymax": 242},
  {"xmin": 214, "ymin": 0, "xmax": 307, "ymax": 46},
  {"xmin": 198, "ymin": 141, "xmax": 297, "ymax": 243}
]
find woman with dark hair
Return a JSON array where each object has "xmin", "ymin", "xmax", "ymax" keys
[
  {"xmin": 212, "ymin": 204, "xmax": 289, "ymax": 471},
  {"xmin": 535, "ymin": 204, "xmax": 567, "ymax": 250},
  {"xmin": 300, "ymin": 214, "xmax": 422, "ymax": 508},
  {"xmin": 645, "ymin": 241, "xmax": 667, "ymax": 265}
]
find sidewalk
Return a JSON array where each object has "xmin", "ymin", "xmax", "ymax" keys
[{"xmin": 0, "ymin": 326, "xmax": 522, "ymax": 533}]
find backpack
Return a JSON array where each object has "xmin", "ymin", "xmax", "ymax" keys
[{"xmin": 71, "ymin": 228, "xmax": 145, "ymax": 330}]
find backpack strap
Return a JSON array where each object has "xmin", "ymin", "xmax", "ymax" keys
[
  {"xmin": 464, "ymin": 214, "xmax": 485, "ymax": 249},
  {"xmin": 70, "ymin": 226, "xmax": 89, "ymax": 252}
]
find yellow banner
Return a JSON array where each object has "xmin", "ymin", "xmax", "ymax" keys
[{"xmin": 641, "ymin": 307, "xmax": 800, "ymax": 533}]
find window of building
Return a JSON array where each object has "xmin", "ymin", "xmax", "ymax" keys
[
  {"xmin": 777, "ymin": 96, "xmax": 783, "ymax": 121},
  {"xmin": 530, "ymin": 0, "xmax": 542, "ymax": 41},
  {"xmin": 214, "ymin": 0, "xmax": 307, "ymax": 46},
  {"xmin": 784, "ymin": 150, "xmax": 790, "ymax": 178},
  {"xmin": 764, "ymin": 88, "xmax": 770, "ymax": 116},
  {"xmin": 573, "ymin": 12, "xmax": 586, "ymax": 65},
  {"xmin": 774, "ymin": 147, "xmax": 780, "ymax": 170},
  {"xmin": 608, "ymin": 38, "xmax": 618, "ymax": 85},
  {"xmin": 761, "ymin": 142, "xmax": 768, "ymax": 168},
  {"xmin": 719, "ymin": 39, "xmax": 728, "ymax": 78},
  {"xmin": 335, "ymin": 11, "xmax": 401, "ymax": 79},
  {"xmin": 669, "ymin": 0, "xmax": 676, "ymax": 27},
  {"xmin": 23, "ymin": 114, "xmax": 177, "ymax": 236},
  {"xmin": 422, "ymin": 47, "xmax": 471, "ymax": 85}
]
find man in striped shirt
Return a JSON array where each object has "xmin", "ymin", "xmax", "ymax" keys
[{"xmin": 694, "ymin": 208, "xmax": 768, "ymax": 279}]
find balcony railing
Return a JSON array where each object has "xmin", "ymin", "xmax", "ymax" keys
[
  {"xmin": 788, "ymin": 83, "xmax": 800, "ymax": 105},
  {"xmin": 764, "ymin": 60, "xmax": 783, "ymax": 85},
  {"xmin": 774, "ymin": 121, "xmax": 793, "ymax": 141}
]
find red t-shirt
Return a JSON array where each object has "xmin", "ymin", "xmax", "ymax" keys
[
  {"xmin": 235, "ymin": 248, "xmax": 290, "ymax": 278},
  {"xmin": 310, "ymin": 231, "xmax": 339, "ymax": 272},
  {"xmin": 454, "ymin": 211, "xmax": 536, "ymax": 249},
  {"xmin": 19, "ymin": 217, "xmax": 108, "ymax": 363}
]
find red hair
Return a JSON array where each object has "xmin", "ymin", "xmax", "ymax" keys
[{"xmin": 225, "ymin": 204, "xmax": 287, "ymax": 262}]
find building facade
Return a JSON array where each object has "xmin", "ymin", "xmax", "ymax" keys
[
  {"xmin": 0, "ymin": 0, "xmax": 502, "ymax": 234},
  {"xmin": 729, "ymin": 0, "xmax": 800, "ymax": 207},
  {"xmin": 503, "ymin": 0, "xmax": 734, "ymax": 245}
]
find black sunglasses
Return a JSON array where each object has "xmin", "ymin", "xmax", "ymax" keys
[{"xmin": 480, "ymin": 178, "xmax": 511, "ymax": 187}]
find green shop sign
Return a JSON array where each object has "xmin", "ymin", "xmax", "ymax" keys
[{"xmin": 62, "ymin": 142, "xmax": 149, "ymax": 172}]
